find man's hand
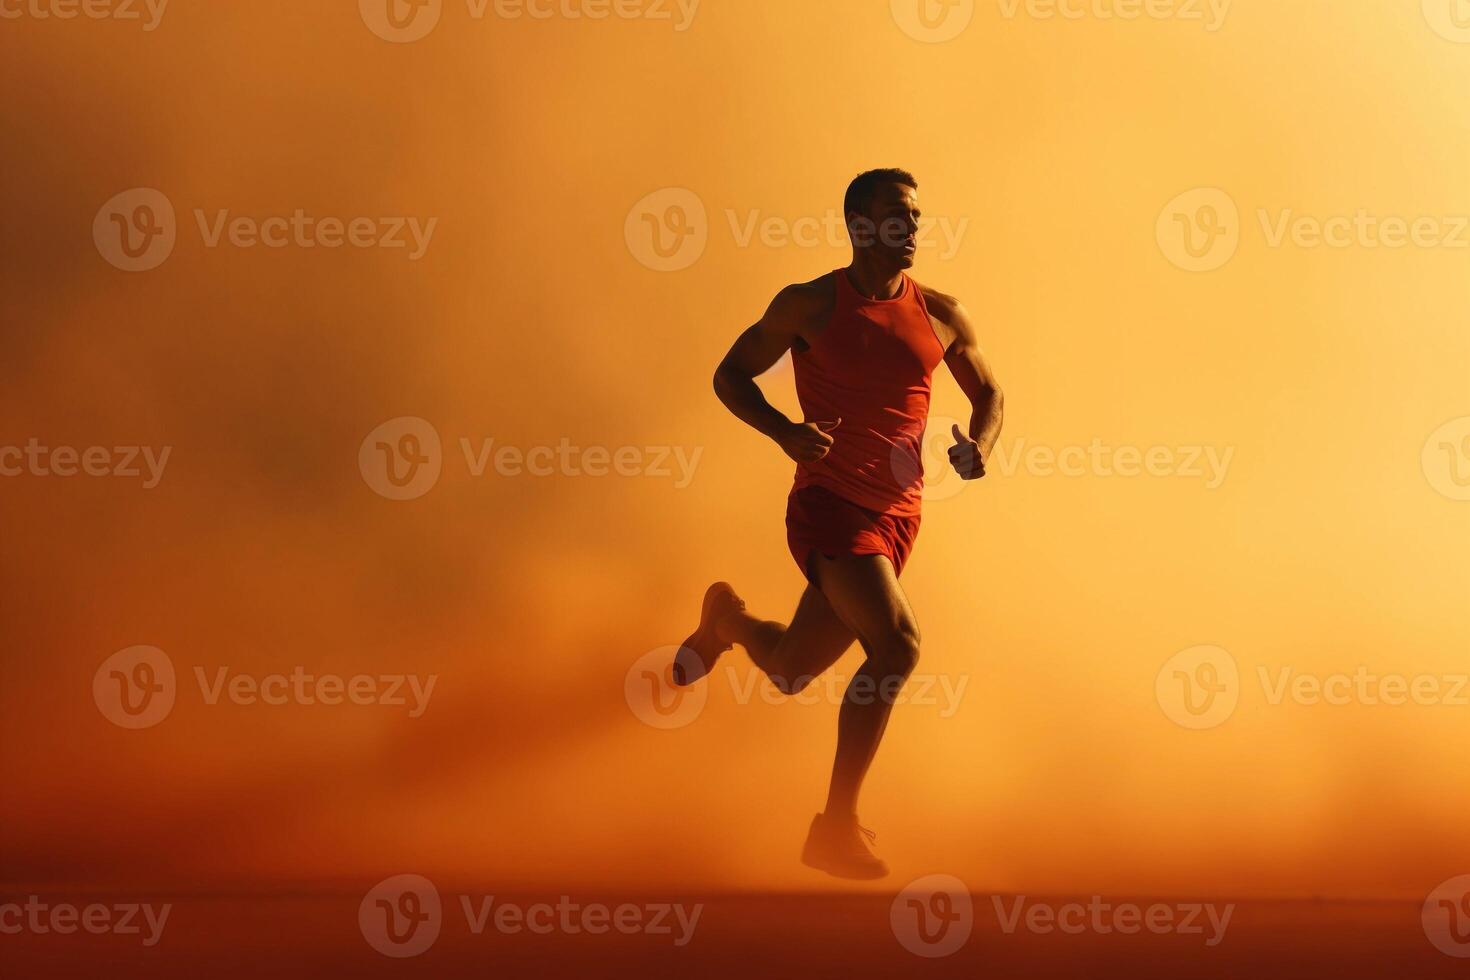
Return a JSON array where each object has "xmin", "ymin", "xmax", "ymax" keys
[
  {"xmin": 922, "ymin": 286, "xmax": 1004, "ymax": 472},
  {"xmin": 948, "ymin": 423, "xmax": 986, "ymax": 480},
  {"xmin": 779, "ymin": 418, "xmax": 842, "ymax": 464}
]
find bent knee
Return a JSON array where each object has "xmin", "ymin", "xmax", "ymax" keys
[
  {"xmin": 772, "ymin": 672, "xmax": 817, "ymax": 696},
  {"xmin": 869, "ymin": 625, "xmax": 921, "ymax": 678}
]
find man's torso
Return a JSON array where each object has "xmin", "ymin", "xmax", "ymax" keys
[{"xmin": 787, "ymin": 269, "xmax": 949, "ymax": 517}]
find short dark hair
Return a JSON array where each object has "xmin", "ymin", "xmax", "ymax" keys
[{"xmin": 844, "ymin": 168, "xmax": 918, "ymax": 217}]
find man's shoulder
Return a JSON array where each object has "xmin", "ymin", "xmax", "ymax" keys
[
  {"xmin": 774, "ymin": 272, "xmax": 838, "ymax": 308},
  {"xmin": 769, "ymin": 272, "xmax": 838, "ymax": 325},
  {"xmin": 912, "ymin": 279, "xmax": 966, "ymax": 326}
]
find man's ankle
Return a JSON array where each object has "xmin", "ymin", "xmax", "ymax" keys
[{"xmin": 715, "ymin": 610, "xmax": 750, "ymax": 645}]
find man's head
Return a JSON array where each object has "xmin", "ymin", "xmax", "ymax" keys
[{"xmin": 843, "ymin": 168, "xmax": 920, "ymax": 269}]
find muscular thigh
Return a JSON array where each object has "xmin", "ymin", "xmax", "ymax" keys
[
  {"xmin": 775, "ymin": 583, "xmax": 858, "ymax": 682},
  {"xmin": 809, "ymin": 553, "xmax": 919, "ymax": 653}
]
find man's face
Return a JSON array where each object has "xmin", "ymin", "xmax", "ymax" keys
[{"xmin": 848, "ymin": 183, "xmax": 920, "ymax": 269}]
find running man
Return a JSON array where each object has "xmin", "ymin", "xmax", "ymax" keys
[{"xmin": 673, "ymin": 169, "xmax": 1004, "ymax": 879}]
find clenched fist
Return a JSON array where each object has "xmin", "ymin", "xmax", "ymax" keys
[
  {"xmin": 949, "ymin": 423, "xmax": 986, "ymax": 479},
  {"xmin": 779, "ymin": 418, "xmax": 842, "ymax": 464}
]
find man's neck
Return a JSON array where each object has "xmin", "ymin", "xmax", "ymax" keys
[{"xmin": 843, "ymin": 260, "xmax": 905, "ymax": 300}]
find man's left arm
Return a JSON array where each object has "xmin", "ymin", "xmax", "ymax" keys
[{"xmin": 930, "ymin": 293, "xmax": 1004, "ymax": 479}]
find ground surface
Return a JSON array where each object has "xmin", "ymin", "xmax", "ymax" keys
[{"xmin": 0, "ymin": 891, "xmax": 1454, "ymax": 978}]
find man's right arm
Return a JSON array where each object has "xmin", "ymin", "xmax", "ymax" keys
[{"xmin": 713, "ymin": 286, "xmax": 839, "ymax": 464}]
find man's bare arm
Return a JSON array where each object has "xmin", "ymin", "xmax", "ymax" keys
[
  {"xmin": 926, "ymin": 290, "xmax": 1004, "ymax": 478},
  {"xmin": 713, "ymin": 286, "xmax": 840, "ymax": 464}
]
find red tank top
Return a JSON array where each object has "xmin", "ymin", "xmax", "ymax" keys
[{"xmin": 791, "ymin": 269, "xmax": 946, "ymax": 517}]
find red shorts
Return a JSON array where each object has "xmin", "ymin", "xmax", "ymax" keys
[{"xmin": 786, "ymin": 485, "xmax": 921, "ymax": 582}]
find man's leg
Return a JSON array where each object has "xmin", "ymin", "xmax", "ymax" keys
[
  {"xmin": 683, "ymin": 554, "xmax": 916, "ymax": 879},
  {"xmin": 717, "ymin": 584, "xmax": 856, "ymax": 695},
  {"xmin": 721, "ymin": 554, "xmax": 919, "ymax": 879},
  {"xmin": 805, "ymin": 554, "xmax": 920, "ymax": 819},
  {"xmin": 720, "ymin": 556, "xmax": 918, "ymax": 819}
]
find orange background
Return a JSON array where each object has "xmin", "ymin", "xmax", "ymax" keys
[{"xmin": 1, "ymin": 0, "xmax": 1467, "ymax": 901}]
